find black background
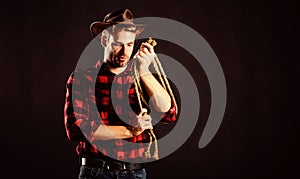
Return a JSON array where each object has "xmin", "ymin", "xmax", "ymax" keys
[{"xmin": 0, "ymin": 0, "xmax": 298, "ymax": 178}]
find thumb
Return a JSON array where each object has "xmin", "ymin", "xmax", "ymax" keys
[{"xmin": 138, "ymin": 108, "xmax": 147, "ymax": 117}]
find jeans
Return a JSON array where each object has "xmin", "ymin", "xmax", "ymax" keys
[{"xmin": 78, "ymin": 165, "xmax": 147, "ymax": 179}]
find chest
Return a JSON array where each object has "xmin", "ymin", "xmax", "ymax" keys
[{"xmin": 96, "ymin": 75, "xmax": 134, "ymax": 97}]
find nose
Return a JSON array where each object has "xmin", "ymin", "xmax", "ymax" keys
[
  {"xmin": 117, "ymin": 44, "xmax": 131, "ymax": 57},
  {"xmin": 119, "ymin": 45, "xmax": 125, "ymax": 55}
]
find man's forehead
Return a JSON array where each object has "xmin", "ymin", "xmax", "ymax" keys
[{"xmin": 110, "ymin": 29, "xmax": 136, "ymax": 42}]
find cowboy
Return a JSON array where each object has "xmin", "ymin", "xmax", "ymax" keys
[{"xmin": 64, "ymin": 8, "xmax": 178, "ymax": 179}]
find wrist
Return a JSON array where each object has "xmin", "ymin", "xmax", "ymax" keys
[
  {"xmin": 138, "ymin": 67, "xmax": 151, "ymax": 76},
  {"xmin": 126, "ymin": 126, "xmax": 141, "ymax": 137},
  {"xmin": 125, "ymin": 126, "xmax": 135, "ymax": 137},
  {"xmin": 122, "ymin": 126, "xmax": 133, "ymax": 138}
]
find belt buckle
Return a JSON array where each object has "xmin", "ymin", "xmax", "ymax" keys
[
  {"xmin": 122, "ymin": 163, "xmax": 127, "ymax": 170},
  {"xmin": 81, "ymin": 157, "xmax": 87, "ymax": 166}
]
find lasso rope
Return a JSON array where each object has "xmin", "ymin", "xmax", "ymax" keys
[{"xmin": 131, "ymin": 38, "xmax": 178, "ymax": 160}]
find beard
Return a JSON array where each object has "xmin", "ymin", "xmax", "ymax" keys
[{"xmin": 107, "ymin": 52, "xmax": 130, "ymax": 68}]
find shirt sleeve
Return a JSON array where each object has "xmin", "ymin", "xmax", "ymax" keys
[
  {"xmin": 159, "ymin": 97, "xmax": 178, "ymax": 123},
  {"xmin": 64, "ymin": 70, "xmax": 100, "ymax": 142},
  {"xmin": 155, "ymin": 76, "xmax": 181, "ymax": 124}
]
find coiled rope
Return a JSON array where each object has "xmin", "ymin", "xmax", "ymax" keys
[{"xmin": 131, "ymin": 38, "xmax": 178, "ymax": 160}]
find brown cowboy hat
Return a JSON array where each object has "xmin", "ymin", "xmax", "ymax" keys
[{"xmin": 90, "ymin": 8, "xmax": 146, "ymax": 37}]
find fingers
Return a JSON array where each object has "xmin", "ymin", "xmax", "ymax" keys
[
  {"xmin": 135, "ymin": 111, "xmax": 153, "ymax": 130},
  {"xmin": 132, "ymin": 108, "xmax": 156, "ymax": 136},
  {"xmin": 138, "ymin": 115, "xmax": 153, "ymax": 129},
  {"xmin": 139, "ymin": 119, "xmax": 153, "ymax": 130},
  {"xmin": 140, "ymin": 42, "xmax": 154, "ymax": 54},
  {"xmin": 140, "ymin": 47, "xmax": 150, "ymax": 55},
  {"xmin": 138, "ymin": 114, "xmax": 152, "ymax": 122},
  {"xmin": 138, "ymin": 50, "xmax": 147, "ymax": 59},
  {"xmin": 131, "ymin": 112, "xmax": 153, "ymax": 136},
  {"xmin": 137, "ymin": 43, "xmax": 154, "ymax": 59},
  {"xmin": 133, "ymin": 42, "xmax": 156, "ymax": 64}
]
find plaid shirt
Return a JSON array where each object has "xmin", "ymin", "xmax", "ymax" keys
[{"xmin": 64, "ymin": 61, "xmax": 177, "ymax": 161}]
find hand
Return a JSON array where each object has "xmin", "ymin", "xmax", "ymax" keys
[
  {"xmin": 130, "ymin": 108, "xmax": 153, "ymax": 136},
  {"xmin": 134, "ymin": 42, "xmax": 156, "ymax": 75}
]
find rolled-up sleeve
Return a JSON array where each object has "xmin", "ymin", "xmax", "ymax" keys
[
  {"xmin": 158, "ymin": 77, "xmax": 180, "ymax": 124},
  {"xmin": 159, "ymin": 97, "xmax": 178, "ymax": 123}
]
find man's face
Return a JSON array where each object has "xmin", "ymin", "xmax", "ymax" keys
[{"xmin": 105, "ymin": 29, "xmax": 136, "ymax": 67}]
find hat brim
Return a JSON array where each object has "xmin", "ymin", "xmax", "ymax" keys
[{"xmin": 90, "ymin": 21, "xmax": 146, "ymax": 37}]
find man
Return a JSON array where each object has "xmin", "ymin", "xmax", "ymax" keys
[{"xmin": 64, "ymin": 9, "xmax": 178, "ymax": 179}]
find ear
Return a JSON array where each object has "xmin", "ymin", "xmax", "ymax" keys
[{"xmin": 101, "ymin": 30, "xmax": 109, "ymax": 47}]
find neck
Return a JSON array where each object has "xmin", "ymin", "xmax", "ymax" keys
[{"xmin": 105, "ymin": 62, "xmax": 127, "ymax": 75}]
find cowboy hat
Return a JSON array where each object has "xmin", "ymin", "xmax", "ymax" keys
[{"xmin": 90, "ymin": 9, "xmax": 146, "ymax": 37}]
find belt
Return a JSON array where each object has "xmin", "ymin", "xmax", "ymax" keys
[{"xmin": 80, "ymin": 157, "xmax": 144, "ymax": 171}]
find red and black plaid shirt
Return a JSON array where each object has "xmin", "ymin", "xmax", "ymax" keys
[{"xmin": 64, "ymin": 61, "xmax": 177, "ymax": 161}]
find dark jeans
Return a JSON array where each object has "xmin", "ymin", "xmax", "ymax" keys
[{"xmin": 78, "ymin": 165, "xmax": 147, "ymax": 179}]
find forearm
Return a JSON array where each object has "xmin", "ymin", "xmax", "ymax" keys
[
  {"xmin": 93, "ymin": 125, "xmax": 133, "ymax": 140},
  {"xmin": 140, "ymin": 70, "xmax": 171, "ymax": 112},
  {"xmin": 135, "ymin": 42, "xmax": 171, "ymax": 112}
]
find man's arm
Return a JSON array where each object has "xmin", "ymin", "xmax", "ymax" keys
[
  {"xmin": 64, "ymin": 71, "xmax": 91, "ymax": 141},
  {"xmin": 93, "ymin": 125, "xmax": 133, "ymax": 140},
  {"xmin": 140, "ymin": 73, "xmax": 171, "ymax": 112},
  {"xmin": 135, "ymin": 42, "xmax": 171, "ymax": 113},
  {"xmin": 65, "ymin": 71, "xmax": 153, "ymax": 141},
  {"xmin": 94, "ymin": 109, "xmax": 153, "ymax": 140}
]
